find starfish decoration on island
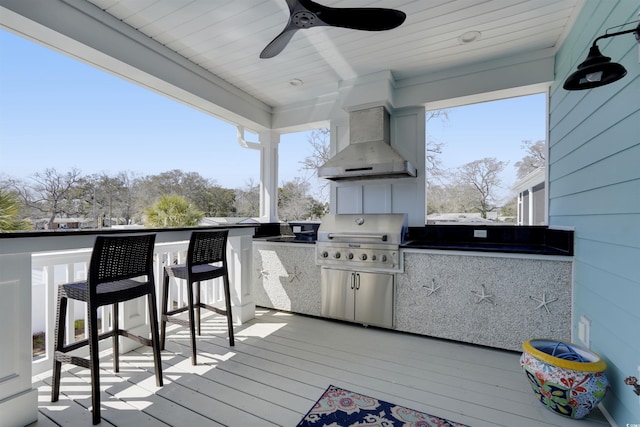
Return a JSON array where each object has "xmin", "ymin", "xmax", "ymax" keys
[
  {"xmin": 288, "ymin": 266, "xmax": 301, "ymax": 283},
  {"xmin": 471, "ymin": 284, "xmax": 494, "ymax": 305},
  {"xmin": 529, "ymin": 291, "xmax": 558, "ymax": 314},
  {"xmin": 423, "ymin": 278, "xmax": 441, "ymax": 296}
]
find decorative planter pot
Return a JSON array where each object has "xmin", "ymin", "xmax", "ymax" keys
[{"xmin": 520, "ymin": 339, "xmax": 610, "ymax": 419}]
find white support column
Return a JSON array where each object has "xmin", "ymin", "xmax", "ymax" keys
[
  {"xmin": 517, "ymin": 192, "xmax": 523, "ymax": 225},
  {"xmin": 527, "ymin": 186, "xmax": 534, "ymax": 225},
  {"xmin": 258, "ymin": 131, "xmax": 280, "ymax": 223},
  {"xmin": 237, "ymin": 127, "xmax": 280, "ymax": 222},
  {"xmin": 0, "ymin": 253, "xmax": 38, "ymax": 427}
]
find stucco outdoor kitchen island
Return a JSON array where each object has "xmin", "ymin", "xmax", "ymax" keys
[{"xmin": 253, "ymin": 238, "xmax": 573, "ymax": 353}]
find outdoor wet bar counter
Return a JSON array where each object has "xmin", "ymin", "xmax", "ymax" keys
[
  {"xmin": 0, "ymin": 225, "xmax": 256, "ymax": 427},
  {"xmin": 253, "ymin": 223, "xmax": 574, "ymax": 353}
]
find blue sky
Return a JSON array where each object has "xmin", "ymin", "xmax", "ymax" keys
[
  {"xmin": 0, "ymin": 30, "xmax": 313, "ymax": 190},
  {"xmin": 427, "ymin": 94, "xmax": 546, "ymax": 189},
  {"xmin": 0, "ymin": 29, "xmax": 545, "ymax": 200}
]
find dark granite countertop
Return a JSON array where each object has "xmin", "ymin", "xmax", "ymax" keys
[
  {"xmin": 260, "ymin": 236, "xmax": 317, "ymax": 244},
  {"xmin": 254, "ymin": 222, "xmax": 319, "ymax": 244},
  {"xmin": 401, "ymin": 241, "xmax": 570, "ymax": 255},
  {"xmin": 403, "ymin": 224, "xmax": 573, "ymax": 256},
  {"xmin": 252, "ymin": 223, "xmax": 574, "ymax": 256}
]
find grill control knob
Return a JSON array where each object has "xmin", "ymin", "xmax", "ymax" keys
[
  {"xmin": 371, "ymin": 254, "xmax": 377, "ymax": 261},
  {"xmin": 381, "ymin": 255, "xmax": 387, "ymax": 262},
  {"xmin": 360, "ymin": 254, "xmax": 367, "ymax": 261},
  {"xmin": 321, "ymin": 251, "xmax": 328, "ymax": 258},
  {"xmin": 334, "ymin": 252, "xmax": 341, "ymax": 259},
  {"xmin": 347, "ymin": 253, "xmax": 354, "ymax": 260}
]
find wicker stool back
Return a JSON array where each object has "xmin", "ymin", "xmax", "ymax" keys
[{"xmin": 160, "ymin": 230, "xmax": 235, "ymax": 365}]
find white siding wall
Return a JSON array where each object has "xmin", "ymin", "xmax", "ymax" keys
[{"xmin": 550, "ymin": 1, "xmax": 640, "ymax": 424}]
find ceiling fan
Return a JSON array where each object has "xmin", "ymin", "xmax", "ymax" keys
[{"xmin": 260, "ymin": 0, "xmax": 406, "ymax": 59}]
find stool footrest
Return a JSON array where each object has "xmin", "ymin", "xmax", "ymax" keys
[
  {"xmin": 165, "ymin": 306, "xmax": 190, "ymax": 316},
  {"xmin": 53, "ymin": 351, "xmax": 91, "ymax": 369},
  {"xmin": 200, "ymin": 303, "xmax": 228, "ymax": 317},
  {"xmin": 164, "ymin": 316, "xmax": 190, "ymax": 327},
  {"xmin": 56, "ymin": 330, "xmax": 117, "ymax": 353},
  {"xmin": 118, "ymin": 329, "xmax": 153, "ymax": 347}
]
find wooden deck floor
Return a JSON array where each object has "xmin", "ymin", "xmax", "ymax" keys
[{"xmin": 30, "ymin": 308, "xmax": 610, "ymax": 427}]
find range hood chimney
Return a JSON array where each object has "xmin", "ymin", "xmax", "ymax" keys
[{"xmin": 317, "ymin": 106, "xmax": 417, "ymax": 181}]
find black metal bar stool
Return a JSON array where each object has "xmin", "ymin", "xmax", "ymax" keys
[
  {"xmin": 51, "ymin": 234, "xmax": 163, "ymax": 425},
  {"xmin": 160, "ymin": 229, "xmax": 235, "ymax": 365}
]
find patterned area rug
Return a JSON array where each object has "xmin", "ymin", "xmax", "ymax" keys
[{"xmin": 297, "ymin": 385, "xmax": 470, "ymax": 427}]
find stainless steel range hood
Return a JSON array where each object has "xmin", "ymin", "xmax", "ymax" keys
[{"xmin": 317, "ymin": 106, "xmax": 417, "ymax": 181}]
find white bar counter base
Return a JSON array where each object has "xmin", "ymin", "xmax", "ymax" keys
[{"xmin": 0, "ymin": 253, "xmax": 38, "ymax": 427}]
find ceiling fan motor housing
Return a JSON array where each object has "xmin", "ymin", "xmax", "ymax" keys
[{"xmin": 292, "ymin": 11, "xmax": 317, "ymax": 28}]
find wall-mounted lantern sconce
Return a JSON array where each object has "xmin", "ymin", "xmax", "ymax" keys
[{"xmin": 563, "ymin": 21, "xmax": 640, "ymax": 90}]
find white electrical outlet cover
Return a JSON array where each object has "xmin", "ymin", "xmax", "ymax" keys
[
  {"xmin": 473, "ymin": 229, "xmax": 487, "ymax": 238},
  {"xmin": 578, "ymin": 315, "xmax": 591, "ymax": 348}
]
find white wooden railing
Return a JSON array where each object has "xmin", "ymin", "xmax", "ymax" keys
[
  {"xmin": 30, "ymin": 240, "xmax": 236, "ymax": 374},
  {"xmin": 0, "ymin": 227, "xmax": 256, "ymax": 427}
]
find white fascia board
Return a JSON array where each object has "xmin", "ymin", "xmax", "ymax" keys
[
  {"xmin": 511, "ymin": 168, "xmax": 546, "ymax": 193},
  {"xmin": 396, "ymin": 50, "xmax": 555, "ymax": 110},
  {"xmin": 273, "ymin": 50, "xmax": 556, "ymax": 131}
]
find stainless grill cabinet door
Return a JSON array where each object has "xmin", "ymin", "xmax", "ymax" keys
[
  {"xmin": 354, "ymin": 271, "xmax": 394, "ymax": 328},
  {"xmin": 321, "ymin": 268, "xmax": 394, "ymax": 328},
  {"xmin": 321, "ymin": 268, "xmax": 355, "ymax": 321}
]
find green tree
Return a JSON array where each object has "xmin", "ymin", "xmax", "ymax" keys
[
  {"xmin": 135, "ymin": 170, "xmax": 232, "ymax": 217},
  {"xmin": 455, "ymin": 157, "xmax": 507, "ymax": 219},
  {"xmin": 501, "ymin": 196, "xmax": 517, "ymax": 221},
  {"xmin": 299, "ymin": 128, "xmax": 331, "ymax": 202},
  {"xmin": 0, "ymin": 188, "xmax": 31, "ymax": 231},
  {"xmin": 81, "ymin": 172, "xmax": 137, "ymax": 227},
  {"xmin": 278, "ymin": 178, "xmax": 319, "ymax": 221},
  {"xmin": 425, "ymin": 109, "xmax": 449, "ymax": 184},
  {"xmin": 426, "ymin": 184, "xmax": 456, "ymax": 215},
  {"xmin": 514, "ymin": 140, "xmax": 546, "ymax": 179},
  {"xmin": 197, "ymin": 185, "xmax": 236, "ymax": 217},
  {"xmin": 11, "ymin": 168, "xmax": 85, "ymax": 229},
  {"xmin": 144, "ymin": 194, "xmax": 203, "ymax": 228},
  {"xmin": 234, "ymin": 179, "xmax": 260, "ymax": 217},
  {"xmin": 308, "ymin": 198, "xmax": 329, "ymax": 219}
]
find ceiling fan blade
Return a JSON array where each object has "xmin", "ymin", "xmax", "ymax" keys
[
  {"xmin": 260, "ymin": 0, "xmax": 406, "ymax": 58},
  {"xmin": 285, "ymin": 0, "xmax": 297, "ymax": 14},
  {"xmin": 317, "ymin": 7, "xmax": 406, "ymax": 31},
  {"xmin": 260, "ymin": 27, "xmax": 298, "ymax": 59}
]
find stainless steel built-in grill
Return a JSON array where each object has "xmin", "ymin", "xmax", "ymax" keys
[
  {"xmin": 316, "ymin": 213, "xmax": 408, "ymax": 272},
  {"xmin": 316, "ymin": 213, "xmax": 408, "ymax": 329}
]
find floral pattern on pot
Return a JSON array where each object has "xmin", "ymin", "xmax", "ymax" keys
[{"xmin": 520, "ymin": 339, "xmax": 610, "ymax": 420}]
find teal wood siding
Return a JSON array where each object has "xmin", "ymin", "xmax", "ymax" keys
[{"xmin": 550, "ymin": 1, "xmax": 640, "ymax": 424}]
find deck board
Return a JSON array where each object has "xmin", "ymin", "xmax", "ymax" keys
[{"xmin": 29, "ymin": 308, "xmax": 610, "ymax": 427}]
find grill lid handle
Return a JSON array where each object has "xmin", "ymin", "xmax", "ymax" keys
[{"xmin": 327, "ymin": 233, "xmax": 388, "ymax": 242}]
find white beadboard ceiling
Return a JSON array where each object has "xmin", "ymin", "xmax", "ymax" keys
[{"xmin": 84, "ymin": 0, "xmax": 581, "ymax": 111}]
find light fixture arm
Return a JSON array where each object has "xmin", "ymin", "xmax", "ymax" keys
[{"xmin": 591, "ymin": 22, "xmax": 640, "ymax": 47}]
